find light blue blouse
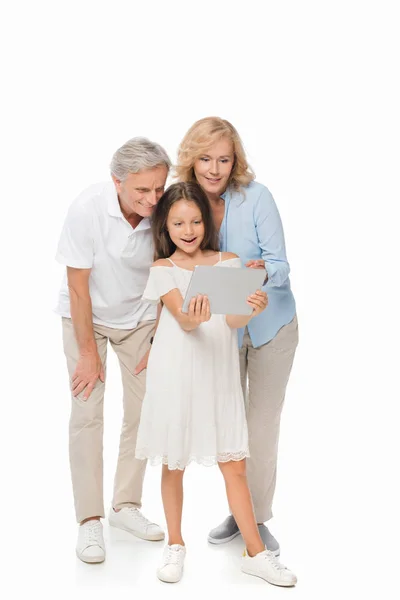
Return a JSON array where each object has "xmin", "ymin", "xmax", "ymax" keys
[{"xmin": 219, "ymin": 181, "xmax": 296, "ymax": 348}]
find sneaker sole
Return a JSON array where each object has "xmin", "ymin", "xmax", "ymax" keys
[
  {"xmin": 157, "ymin": 571, "xmax": 182, "ymax": 583},
  {"xmin": 208, "ymin": 531, "xmax": 280, "ymax": 557},
  {"xmin": 109, "ymin": 521, "xmax": 165, "ymax": 541},
  {"xmin": 241, "ymin": 567, "xmax": 296, "ymax": 587},
  {"xmin": 207, "ymin": 530, "xmax": 241, "ymax": 545},
  {"xmin": 76, "ymin": 550, "xmax": 105, "ymax": 564}
]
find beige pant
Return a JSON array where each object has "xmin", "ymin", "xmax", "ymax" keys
[
  {"xmin": 240, "ymin": 315, "xmax": 299, "ymax": 523},
  {"xmin": 62, "ymin": 317, "xmax": 155, "ymax": 523}
]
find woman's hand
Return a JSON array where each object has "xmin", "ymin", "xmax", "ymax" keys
[
  {"xmin": 247, "ymin": 290, "xmax": 268, "ymax": 317},
  {"xmin": 246, "ymin": 259, "xmax": 265, "ymax": 269},
  {"xmin": 183, "ymin": 295, "xmax": 211, "ymax": 330},
  {"xmin": 246, "ymin": 259, "xmax": 268, "ymax": 283}
]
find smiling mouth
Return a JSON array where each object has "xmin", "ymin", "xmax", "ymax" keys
[
  {"xmin": 205, "ymin": 177, "xmax": 221, "ymax": 183},
  {"xmin": 181, "ymin": 237, "xmax": 197, "ymax": 244}
]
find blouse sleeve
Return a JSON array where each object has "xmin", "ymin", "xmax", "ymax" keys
[
  {"xmin": 142, "ymin": 267, "xmax": 178, "ymax": 304},
  {"xmin": 254, "ymin": 187, "xmax": 290, "ymax": 288}
]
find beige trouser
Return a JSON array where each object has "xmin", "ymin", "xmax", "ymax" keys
[
  {"xmin": 240, "ymin": 315, "xmax": 299, "ymax": 523},
  {"xmin": 62, "ymin": 317, "xmax": 155, "ymax": 523}
]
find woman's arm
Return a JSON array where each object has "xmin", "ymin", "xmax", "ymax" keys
[{"xmin": 254, "ymin": 187, "xmax": 291, "ymax": 287}]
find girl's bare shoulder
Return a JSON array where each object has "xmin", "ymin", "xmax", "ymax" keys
[
  {"xmin": 221, "ymin": 251, "xmax": 239, "ymax": 261},
  {"xmin": 152, "ymin": 258, "xmax": 173, "ymax": 268}
]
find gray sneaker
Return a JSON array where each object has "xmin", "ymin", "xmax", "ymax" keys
[
  {"xmin": 208, "ymin": 516, "xmax": 280, "ymax": 557},
  {"xmin": 208, "ymin": 515, "xmax": 240, "ymax": 544},
  {"xmin": 258, "ymin": 524, "xmax": 280, "ymax": 557}
]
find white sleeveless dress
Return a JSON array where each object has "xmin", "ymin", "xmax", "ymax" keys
[{"xmin": 135, "ymin": 256, "xmax": 249, "ymax": 470}]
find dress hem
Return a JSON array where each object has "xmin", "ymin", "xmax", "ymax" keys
[{"xmin": 135, "ymin": 449, "xmax": 250, "ymax": 471}]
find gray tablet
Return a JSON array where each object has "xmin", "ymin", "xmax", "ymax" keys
[{"xmin": 181, "ymin": 265, "xmax": 266, "ymax": 315}]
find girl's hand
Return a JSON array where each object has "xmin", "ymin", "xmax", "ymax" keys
[
  {"xmin": 247, "ymin": 290, "xmax": 268, "ymax": 317},
  {"xmin": 187, "ymin": 295, "xmax": 211, "ymax": 328}
]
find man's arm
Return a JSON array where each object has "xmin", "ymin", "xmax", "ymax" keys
[
  {"xmin": 67, "ymin": 266, "xmax": 104, "ymax": 399},
  {"xmin": 134, "ymin": 303, "xmax": 162, "ymax": 375}
]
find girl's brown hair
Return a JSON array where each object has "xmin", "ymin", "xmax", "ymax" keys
[{"xmin": 152, "ymin": 182, "xmax": 219, "ymax": 260}]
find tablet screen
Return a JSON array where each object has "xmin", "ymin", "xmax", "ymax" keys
[{"xmin": 181, "ymin": 265, "xmax": 265, "ymax": 315}]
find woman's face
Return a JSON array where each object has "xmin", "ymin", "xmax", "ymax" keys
[
  {"xmin": 167, "ymin": 199, "xmax": 205, "ymax": 255},
  {"xmin": 193, "ymin": 137, "xmax": 234, "ymax": 197}
]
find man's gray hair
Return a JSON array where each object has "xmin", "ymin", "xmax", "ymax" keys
[{"xmin": 110, "ymin": 137, "xmax": 171, "ymax": 181}]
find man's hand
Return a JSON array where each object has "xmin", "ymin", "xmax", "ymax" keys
[
  {"xmin": 134, "ymin": 348, "xmax": 151, "ymax": 375},
  {"xmin": 72, "ymin": 351, "xmax": 105, "ymax": 400}
]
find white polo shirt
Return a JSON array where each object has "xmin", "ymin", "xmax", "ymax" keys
[{"xmin": 55, "ymin": 181, "xmax": 156, "ymax": 329}]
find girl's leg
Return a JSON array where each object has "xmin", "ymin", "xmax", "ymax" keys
[
  {"xmin": 218, "ymin": 459, "xmax": 264, "ymax": 557},
  {"xmin": 161, "ymin": 464, "xmax": 185, "ymax": 546}
]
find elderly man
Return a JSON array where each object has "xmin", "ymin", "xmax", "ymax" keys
[{"xmin": 55, "ymin": 137, "xmax": 170, "ymax": 563}]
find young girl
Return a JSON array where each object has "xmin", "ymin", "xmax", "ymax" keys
[{"xmin": 135, "ymin": 182, "xmax": 297, "ymax": 587}]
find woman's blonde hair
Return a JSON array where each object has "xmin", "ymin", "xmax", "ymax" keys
[{"xmin": 176, "ymin": 117, "xmax": 255, "ymax": 191}]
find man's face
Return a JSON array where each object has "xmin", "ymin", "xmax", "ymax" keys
[{"xmin": 113, "ymin": 165, "xmax": 168, "ymax": 219}]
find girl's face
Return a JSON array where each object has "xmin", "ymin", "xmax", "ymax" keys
[
  {"xmin": 167, "ymin": 199, "xmax": 205, "ymax": 255},
  {"xmin": 193, "ymin": 137, "xmax": 235, "ymax": 197}
]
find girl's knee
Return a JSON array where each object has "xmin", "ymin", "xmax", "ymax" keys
[
  {"xmin": 219, "ymin": 459, "xmax": 247, "ymax": 478},
  {"xmin": 162, "ymin": 464, "xmax": 185, "ymax": 478}
]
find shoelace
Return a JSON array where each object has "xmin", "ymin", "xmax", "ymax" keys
[
  {"xmin": 126, "ymin": 508, "xmax": 153, "ymax": 529},
  {"xmin": 263, "ymin": 550, "xmax": 288, "ymax": 571},
  {"xmin": 164, "ymin": 547, "xmax": 184, "ymax": 565},
  {"xmin": 84, "ymin": 522, "xmax": 102, "ymax": 545}
]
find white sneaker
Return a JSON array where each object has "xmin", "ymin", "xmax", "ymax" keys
[
  {"xmin": 157, "ymin": 544, "xmax": 186, "ymax": 583},
  {"xmin": 241, "ymin": 548, "xmax": 297, "ymax": 587},
  {"xmin": 76, "ymin": 520, "xmax": 105, "ymax": 563},
  {"xmin": 108, "ymin": 507, "xmax": 164, "ymax": 541}
]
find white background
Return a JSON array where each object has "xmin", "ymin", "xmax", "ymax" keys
[{"xmin": 1, "ymin": 1, "xmax": 399, "ymax": 598}]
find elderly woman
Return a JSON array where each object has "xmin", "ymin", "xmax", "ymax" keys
[{"xmin": 176, "ymin": 117, "xmax": 299, "ymax": 557}]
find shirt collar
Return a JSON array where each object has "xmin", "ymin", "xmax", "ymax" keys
[
  {"xmin": 107, "ymin": 183, "xmax": 124, "ymax": 218},
  {"xmin": 221, "ymin": 186, "xmax": 246, "ymax": 206}
]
